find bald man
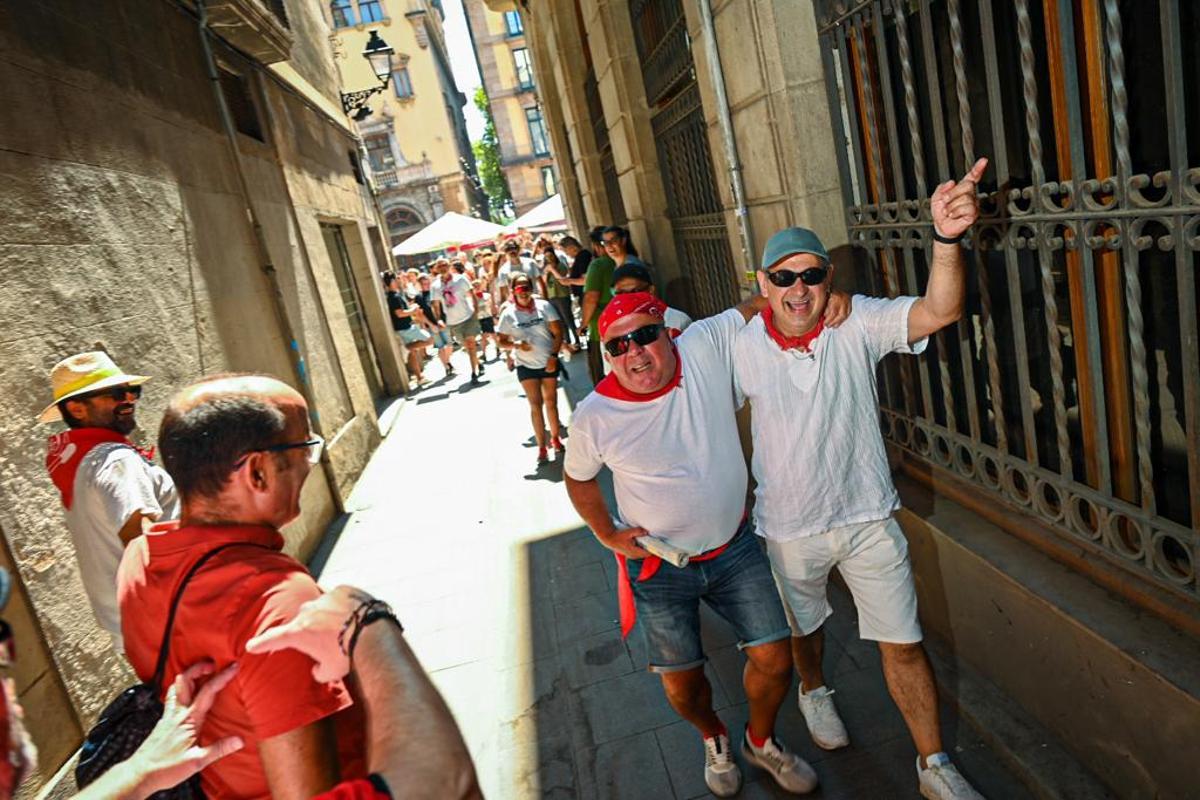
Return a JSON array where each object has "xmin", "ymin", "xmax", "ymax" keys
[{"xmin": 116, "ymin": 375, "xmax": 365, "ymax": 800}]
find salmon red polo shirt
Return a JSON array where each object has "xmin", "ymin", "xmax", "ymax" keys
[{"xmin": 117, "ymin": 522, "xmax": 365, "ymax": 800}]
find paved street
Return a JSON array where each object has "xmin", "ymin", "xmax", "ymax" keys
[{"xmin": 313, "ymin": 346, "xmax": 1031, "ymax": 799}]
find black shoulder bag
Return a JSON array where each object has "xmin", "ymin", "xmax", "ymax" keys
[{"xmin": 75, "ymin": 543, "xmax": 252, "ymax": 797}]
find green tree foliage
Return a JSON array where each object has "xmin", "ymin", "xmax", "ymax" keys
[{"xmin": 472, "ymin": 87, "xmax": 515, "ymax": 223}]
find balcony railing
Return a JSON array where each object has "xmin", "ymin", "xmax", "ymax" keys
[{"xmin": 373, "ymin": 160, "xmax": 435, "ymax": 189}]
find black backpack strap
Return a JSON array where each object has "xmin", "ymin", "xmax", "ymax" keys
[{"xmin": 149, "ymin": 542, "xmax": 269, "ymax": 692}]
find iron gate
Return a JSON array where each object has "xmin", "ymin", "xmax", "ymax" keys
[
  {"xmin": 630, "ymin": 0, "xmax": 739, "ymax": 318},
  {"xmin": 816, "ymin": 0, "xmax": 1199, "ymax": 603}
]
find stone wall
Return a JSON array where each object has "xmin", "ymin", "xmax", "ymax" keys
[{"xmin": 0, "ymin": 0, "xmax": 398, "ymax": 789}]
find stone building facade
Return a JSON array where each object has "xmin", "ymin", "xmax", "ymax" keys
[
  {"xmin": 510, "ymin": 0, "xmax": 1200, "ymax": 796},
  {"xmin": 464, "ymin": 0, "xmax": 558, "ymax": 216},
  {"xmin": 0, "ymin": 0, "xmax": 407, "ymax": 791},
  {"xmin": 329, "ymin": 0, "xmax": 486, "ymax": 261}
]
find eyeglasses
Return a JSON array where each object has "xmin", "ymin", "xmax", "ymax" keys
[
  {"xmin": 604, "ymin": 324, "xmax": 663, "ymax": 357},
  {"xmin": 764, "ymin": 266, "xmax": 829, "ymax": 288},
  {"xmin": 602, "ymin": 238, "xmax": 621, "ymax": 247},
  {"xmin": 80, "ymin": 384, "xmax": 143, "ymax": 402},
  {"xmin": 234, "ymin": 434, "xmax": 325, "ymax": 469}
]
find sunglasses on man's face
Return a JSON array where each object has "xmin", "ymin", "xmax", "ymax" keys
[
  {"xmin": 605, "ymin": 323, "xmax": 663, "ymax": 357},
  {"xmin": 765, "ymin": 266, "xmax": 829, "ymax": 288},
  {"xmin": 81, "ymin": 384, "xmax": 143, "ymax": 402}
]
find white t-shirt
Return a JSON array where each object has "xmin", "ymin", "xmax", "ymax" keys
[
  {"xmin": 497, "ymin": 257, "xmax": 542, "ymax": 291},
  {"xmin": 734, "ymin": 295, "xmax": 928, "ymax": 541},
  {"xmin": 64, "ymin": 443, "xmax": 180, "ymax": 649},
  {"xmin": 665, "ymin": 306, "xmax": 693, "ymax": 333},
  {"xmin": 475, "ymin": 291, "xmax": 494, "ymax": 320},
  {"xmin": 436, "ymin": 273, "xmax": 476, "ymax": 325},
  {"xmin": 497, "ymin": 299, "xmax": 561, "ymax": 368},
  {"xmin": 565, "ymin": 309, "xmax": 748, "ymax": 555}
]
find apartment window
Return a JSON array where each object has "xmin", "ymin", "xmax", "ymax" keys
[
  {"xmin": 513, "ymin": 48, "xmax": 534, "ymax": 91},
  {"xmin": 363, "ymin": 133, "xmax": 395, "ymax": 172},
  {"xmin": 358, "ymin": 0, "xmax": 383, "ymax": 23},
  {"xmin": 541, "ymin": 166, "xmax": 556, "ymax": 197},
  {"xmin": 330, "ymin": 0, "xmax": 354, "ymax": 28},
  {"xmin": 218, "ymin": 67, "xmax": 263, "ymax": 141},
  {"xmin": 504, "ymin": 11, "xmax": 523, "ymax": 36},
  {"xmin": 393, "ymin": 67, "xmax": 414, "ymax": 98},
  {"xmin": 525, "ymin": 106, "xmax": 549, "ymax": 156}
]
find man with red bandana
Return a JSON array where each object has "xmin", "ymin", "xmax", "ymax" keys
[
  {"xmin": 734, "ymin": 159, "xmax": 989, "ymax": 800},
  {"xmin": 38, "ymin": 351, "xmax": 179, "ymax": 653},
  {"xmin": 564, "ymin": 289, "xmax": 850, "ymax": 796}
]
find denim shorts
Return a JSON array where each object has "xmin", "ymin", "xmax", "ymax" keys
[
  {"xmin": 430, "ymin": 328, "xmax": 451, "ymax": 348},
  {"xmin": 626, "ymin": 522, "xmax": 792, "ymax": 673}
]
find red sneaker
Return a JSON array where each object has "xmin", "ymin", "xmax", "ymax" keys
[
  {"xmin": 537, "ymin": 447, "xmax": 549, "ymax": 464},
  {"xmin": 551, "ymin": 437, "xmax": 565, "ymax": 454}
]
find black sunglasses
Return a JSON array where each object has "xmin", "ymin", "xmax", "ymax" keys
[
  {"xmin": 765, "ymin": 266, "xmax": 829, "ymax": 288},
  {"xmin": 80, "ymin": 384, "xmax": 143, "ymax": 402},
  {"xmin": 605, "ymin": 323, "xmax": 663, "ymax": 357}
]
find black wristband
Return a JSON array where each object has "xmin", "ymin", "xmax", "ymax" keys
[
  {"xmin": 348, "ymin": 602, "xmax": 403, "ymax": 658},
  {"xmin": 931, "ymin": 227, "xmax": 965, "ymax": 245}
]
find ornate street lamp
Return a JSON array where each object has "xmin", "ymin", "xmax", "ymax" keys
[{"xmin": 340, "ymin": 31, "xmax": 395, "ymax": 119}]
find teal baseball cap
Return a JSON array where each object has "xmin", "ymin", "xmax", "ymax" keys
[{"xmin": 760, "ymin": 227, "xmax": 830, "ymax": 270}]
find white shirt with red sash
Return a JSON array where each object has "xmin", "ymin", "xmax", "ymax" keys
[{"xmin": 47, "ymin": 429, "xmax": 179, "ymax": 649}]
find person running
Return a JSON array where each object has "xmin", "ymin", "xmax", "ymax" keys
[
  {"xmin": 416, "ymin": 272, "xmax": 454, "ymax": 378},
  {"xmin": 383, "ymin": 272, "xmax": 431, "ymax": 387},
  {"xmin": 496, "ymin": 274, "xmax": 565, "ymax": 464},
  {"xmin": 473, "ymin": 278, "xmax": 498, "ymax": 362},
  {"xmin": 537, "ymin": 239, "xmax": 581, "ymax": 351}
]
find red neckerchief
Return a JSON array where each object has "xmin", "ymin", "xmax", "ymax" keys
[
  {"xmin": 761, "ymin": 307, "xmax": 824, "ymax": 352},
  {"xmin": 46, "ymin": 428, "xmax": 155, "ymax": 510},
  {"xmin": 594, "ymin": 345, "xmax": 683, "ymax": 402}
]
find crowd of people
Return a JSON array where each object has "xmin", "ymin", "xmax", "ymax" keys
[
  {"xmin": 14, "ymin": 158, "xmax": 990, "ymax": 800},
  {"xmin": 381, "ymin": 225, "xmax": 668, "ymax": 465}
]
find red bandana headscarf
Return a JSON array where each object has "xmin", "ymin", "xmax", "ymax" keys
[
  {"xmin": 595, "ymin": 292, "xmax": 681, "ymax": 401},
  {"xmin": 761, "ymin": 306, "xmax": 824, "ymax": 352},
  {"xmin": 597, "ymin": 292, "xmax": 666, "ymax": 339}
]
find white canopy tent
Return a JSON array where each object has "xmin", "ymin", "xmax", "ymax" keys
[
  {"xmin": 506, "ymin": 194, "xmax": 567, "ymax": 234},
  {"xmin": 391, "ymin": 212, "xmax": 506, "ymax": 255}
]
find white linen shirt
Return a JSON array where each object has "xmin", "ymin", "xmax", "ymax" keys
[
  {"xmin": 65, "ymin": 443, "xmax": 180, "ymax": 649},
  {"xmin": 734, "ymin": 295, "xmax": 927, "ymax": 541},
  {"xmin": 565, "ymin": 309, "xmax": 747, "ymax": 555}
]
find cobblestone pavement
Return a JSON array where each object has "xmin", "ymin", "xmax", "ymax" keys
[{"xmin": 314, "ymin": 346, "xmax": 1031, "ymax": 799}]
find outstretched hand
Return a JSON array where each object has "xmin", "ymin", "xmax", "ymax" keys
[
  {"xmin": 930, "ymin": 157, "xmax": 988, "ymax": 239},
  {"xmin": 126, "ymin": 662, "xmax": 243, "ymax": 800},
  {"xmin": 245, "ymin": 585, "xmax": 373, "ymax": 683}
]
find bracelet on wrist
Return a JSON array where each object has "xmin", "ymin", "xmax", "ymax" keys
[
  {"xmin": 338, "ymin": 598, "xmax": 402, "ymax": 658},
  {"xmin": 931, "ymin": 227, "xmax": 965, "ymax": 245}
]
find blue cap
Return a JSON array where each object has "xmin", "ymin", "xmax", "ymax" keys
[{"xmin": 760, "ymin": 227, "xmax": 829, "ymax": 270}]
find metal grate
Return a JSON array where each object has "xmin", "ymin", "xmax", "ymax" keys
[
  {"xmin": 630, "ymin": 0, "xmax": 739, "ymax": 318},
  {"xmin": 815, "ymin": 0, "xmax": 1200, "ymax": 602}
]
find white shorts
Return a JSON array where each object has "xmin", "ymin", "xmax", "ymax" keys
[{"xmin": 765, "ymin": 517, "xmax": 922, "ymax": 644}]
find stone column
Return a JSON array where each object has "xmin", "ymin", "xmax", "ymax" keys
[
  {"xmin": 577, "ymin": 0, "xmax": 682, "ymax": 295},
  {"xmin": 680, "ymin": 0, "xmax": 847, "ymax": 277}
]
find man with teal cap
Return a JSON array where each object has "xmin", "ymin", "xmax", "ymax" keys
[{"xmin": 734, "ymin": 158, "xmax": 989, "ymax": 800}]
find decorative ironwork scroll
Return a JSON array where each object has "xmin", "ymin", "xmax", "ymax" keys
[
  {"xmin": 630, "ymin": 0, "xmax": 740, "ymax": 318},
  {"xmin": 815, "ymin": 0, "xmax": 1200, "ymax": 601}
]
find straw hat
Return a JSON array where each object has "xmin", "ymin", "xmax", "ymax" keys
[{"xmin": 37, "ymin": 352, "xmax": 150, "ymax": 424}]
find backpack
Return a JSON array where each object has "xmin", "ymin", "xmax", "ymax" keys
[{"xmin": 75, "ymin": 543, "xmax": 260, "ymax": 797}]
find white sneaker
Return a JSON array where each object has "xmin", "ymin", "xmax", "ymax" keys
[
  {"xmin": 918, "ymin": 753, "xmax": 985, "ymax": 799},
  {"xmin": 740, "ymin": 729, "xmax": 818, "ymax": 794},
  {"xmin": 797, "ymin": 685, "xmax": 850, "ymax": 750},
  {"xmin": 703, "ymin": 732, "xmax": 743, "ymax": 797}
]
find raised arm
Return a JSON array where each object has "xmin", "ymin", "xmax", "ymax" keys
[{"xmin": 908, "ymin": 157, "xmax": 987, "ymax": 343}]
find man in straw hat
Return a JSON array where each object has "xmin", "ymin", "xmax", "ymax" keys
[{"xmin": 39, "ymin": 351, "xmax": 179, "ymax": 652}]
